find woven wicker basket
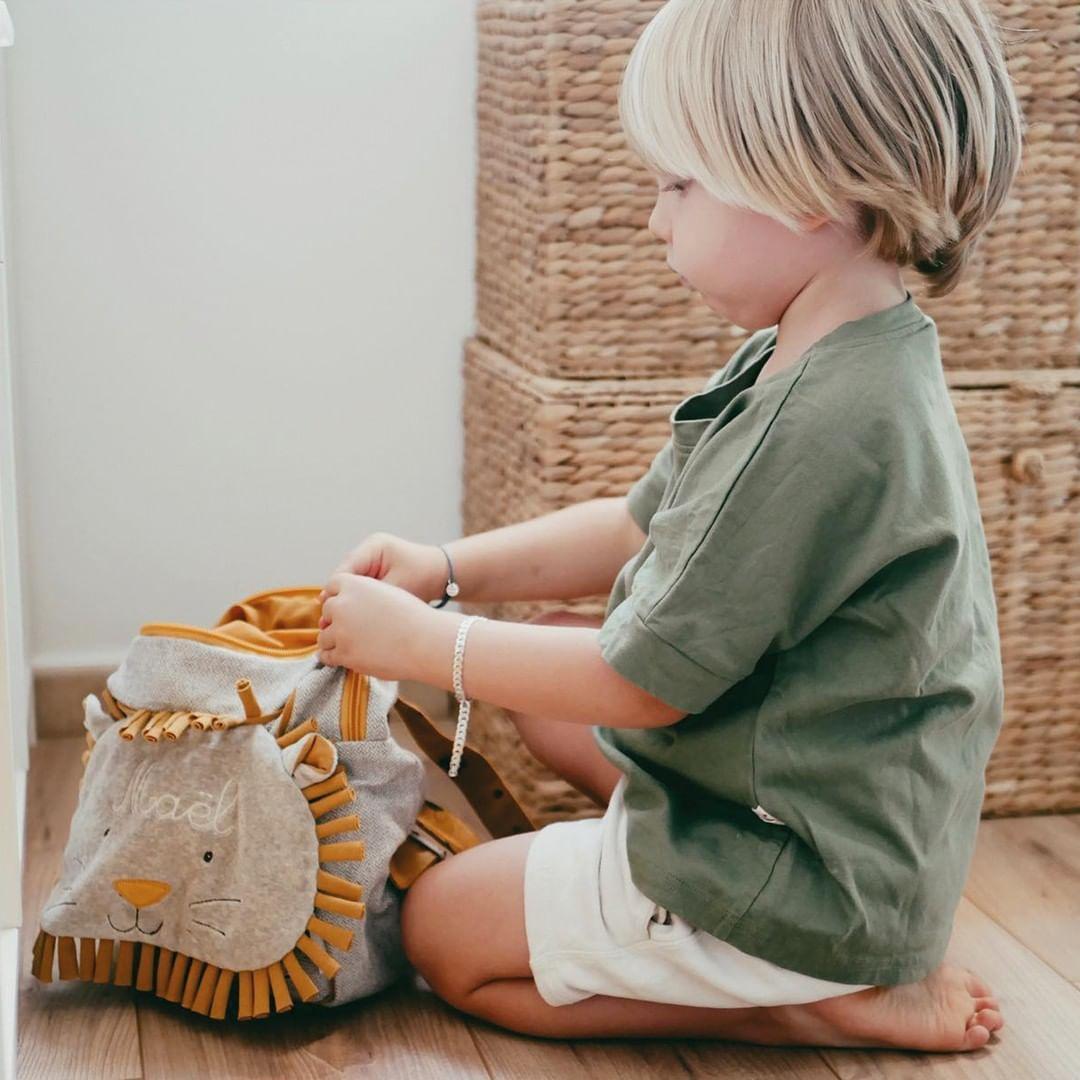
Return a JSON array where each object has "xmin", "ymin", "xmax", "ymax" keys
[
  {"xmin": 460, "ymin": 338, "xmax": 1080, "ymax": 821},
  {"xmin": 475, "ymin": 0, "xmax": 1080, "ymax": 379}
]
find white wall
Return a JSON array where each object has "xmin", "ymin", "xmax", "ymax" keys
[
  {"xmin": 7, "ymin": 0, "xmax": 478, "ymax": 672},
  {"xmin": 0, "ymin": 13, "xmax": 27, "ymax": 773},
  {"xmin": 0, "ymin": 11, "xmax": 27, "ymax": 1073}
]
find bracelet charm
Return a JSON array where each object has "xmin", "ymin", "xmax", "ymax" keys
[{"xmin": 429, "ymin": 545, "xmax": 460, "ymax": 608}]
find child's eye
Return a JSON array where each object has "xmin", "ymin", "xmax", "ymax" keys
[{"xmin": 662, "ymin": 180, "xmax": 688, "ymax": 194}]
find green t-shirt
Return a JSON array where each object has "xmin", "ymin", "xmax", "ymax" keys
[{"xmin": 593, "ymin": 292, "xmax": 1005, "ymax": 986}]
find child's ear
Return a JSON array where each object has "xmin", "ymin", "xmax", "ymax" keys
[
  {"xmin": 82, "ymin": 694, "xmax": 114, "ymax": 741},
  {"xmin": 280, "ymin": 731, "xmax": 338, "ymax": 788}
]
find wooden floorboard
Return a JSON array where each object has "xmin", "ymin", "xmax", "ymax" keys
[
  {"xmin": 17, "ymin": 738, "xmax": 143, "ymax": 1080},
  {"xmin": 16, "ymin": 735, "xmax": 1080, "ymax": 1078},
  {"xmin": 466, "ymin": 1021, "xmax": 842, "ymax": 1078},
  {"xmin": 964, "ymin": 813, "xmax": 1080, "ymax": 984},
  {"xmin": 137, "ymin": 975, "xmax": 493, "ymax": 1080},
  {"xmin": 820, "ymin": 897, "xmax": 1080, "ymax": 1079}
]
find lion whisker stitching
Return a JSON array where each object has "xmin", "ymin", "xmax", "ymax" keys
[
  {"xmin": 190, "ymin": 919, "xmax": 227, "ymax": 936},
  {"xmin": 44, "ymin": 686, "xmax": 369, "ymax": 1019}
]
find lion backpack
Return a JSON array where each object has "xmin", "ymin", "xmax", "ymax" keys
[{"xmin": 29, "ymin": 585, "xmax": 533, "ymax": 1020}]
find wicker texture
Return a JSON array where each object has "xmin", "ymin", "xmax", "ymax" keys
[
  {"xmin": 475, "ymin": 0, "xmax": 1080, "ymax": 378},
  {"xmin": 466, "ymin": 0, "xmax": 1080, "ymax": 822},
  {"xmin": 465, "ymin": 699, "xmax": 604, "ymax": 829},
  {"xmin": 460, "ymin": 341, "xmax": 1080, "ymax": 820},
  {"xmin": 950, "ymin": 370, "xmax": 1080, "ymax": 815}
]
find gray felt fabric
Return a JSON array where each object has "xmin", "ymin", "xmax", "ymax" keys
[{"xmin": 42, "ymin": 633, "xmax": 426, "ymax": 1007}]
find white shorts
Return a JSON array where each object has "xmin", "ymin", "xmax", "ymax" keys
[{"xmin": 523, "ymin": 774, "xmax": 873, "ymax": 1008}]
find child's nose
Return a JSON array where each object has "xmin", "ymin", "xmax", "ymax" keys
[{"xmin": 648, "ymin": 200, "xmax": 671, "ymax": 244}]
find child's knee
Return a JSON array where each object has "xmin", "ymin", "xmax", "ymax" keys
[
  {"xmin": 400, "ymin": 864, "xmax": 445, "ymax": 976},
  {"xmin": 400, "ymin": 861, "xmax": 485, "ymax": 1003}
]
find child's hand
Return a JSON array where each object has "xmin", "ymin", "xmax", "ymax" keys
[
  {"xmin": 317, "ymin": 572, "xmax": 432, "ymax": 679},
  {"xmin": 317, "ymin": 533, "xmax": 447, "ymax": 613}
]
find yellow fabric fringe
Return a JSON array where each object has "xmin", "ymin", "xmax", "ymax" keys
[{"xmin": 43, "ymin": 680, "xmax": 373, "ymax": 1020}]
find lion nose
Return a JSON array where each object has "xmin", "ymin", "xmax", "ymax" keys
[{"xmin": 114, "ymin": 878, "xmax": 171, "ymax": 908}]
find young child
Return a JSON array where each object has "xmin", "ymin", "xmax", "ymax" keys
[{"xmin": 316, "ymin": 0, "xmax": 1021, "ymax": 1052}]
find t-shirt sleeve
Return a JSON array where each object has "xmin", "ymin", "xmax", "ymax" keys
[{"xmin": 598, "ymin": 378, "xmax": 925, "ymax": 715}]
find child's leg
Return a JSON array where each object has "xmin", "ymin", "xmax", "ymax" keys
[
  {"xmin": 506, "ymin": 610, "xmax": 623, "ymax": 808},
  {"xmin": 400, "ymin": 833, "xmax": 1003, "ymax": 1051}
]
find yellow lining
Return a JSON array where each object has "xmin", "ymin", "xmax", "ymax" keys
[
  {"xmin": 138, "ymin": 624, "xmax": 319, "ymax": 657},
  {"xmin": 38, "ymin": 584, "xmax": 382, "ymax": 1019},
  {"xmin": 139, "ymin": 584, "xmax": 326, "ymax": 657}
]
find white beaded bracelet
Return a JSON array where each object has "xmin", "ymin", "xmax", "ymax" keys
[{"xmin": 448, "ymin": 614, "xmax": 487, "ymax": 777}]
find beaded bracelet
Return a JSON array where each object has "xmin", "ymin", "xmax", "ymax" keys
[{"xmin": 448, "ymin": 613, "xmax": 487, "ymax": 777}]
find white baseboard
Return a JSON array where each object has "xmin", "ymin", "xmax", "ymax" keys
[{"xmin": 31, "ymin": 651, "xmax": 127, "ymax": 672}]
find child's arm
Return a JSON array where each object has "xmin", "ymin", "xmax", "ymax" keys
[
  {"xmin": 322, "ymin": 497, "xmax": 673, "ymax": 727},
  {"xmin": 401, "ymin": 498, "xmax": 675, "ymax": 730},
  {"xmin": 406, "ymin": 597, "xmax": 686, "ymax": 731},
  {"xmin": 439, "ymin": 496, "xmax": 647, "ymax": 605}
]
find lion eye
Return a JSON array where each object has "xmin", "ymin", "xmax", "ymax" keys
[
  {"xmin": 103, "ymin": 827, "xmax": 110, "ymax": 837},
  {"xmin": 202, "ymin": 851, "xmax": 213, "ymax": 863}
]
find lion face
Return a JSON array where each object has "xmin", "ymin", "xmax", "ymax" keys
[{"xmin": 41, "ymin": 719, "xmax": 322, "ymax": 973}]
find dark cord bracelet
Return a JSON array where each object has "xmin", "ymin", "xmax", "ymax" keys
[{"xmin": 428, "ymin": 545, "xmax": 460, "ymax": 608}]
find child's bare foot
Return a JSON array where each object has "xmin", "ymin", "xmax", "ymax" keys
[{"xmin": 774, "ymin": 964, "xmax": 1003, "ymax": 1052}]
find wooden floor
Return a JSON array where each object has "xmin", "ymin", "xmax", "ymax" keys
[{"xmin": 17, "ymin": 721, "xmax": 1080, "ymax": 1079}]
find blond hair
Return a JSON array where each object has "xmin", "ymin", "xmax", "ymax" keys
[{"xmin": 619, "ymin": 0, "xmax": 1024, "ymax": 296}]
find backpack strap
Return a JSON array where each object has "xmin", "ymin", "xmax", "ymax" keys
[
  {"xmin": 392, "ymin": 693, "xmax": 535, "ymax": 840},
  {"xmin": 388, "ymin": 800, "xmax": 486, "ymax": 892}
]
